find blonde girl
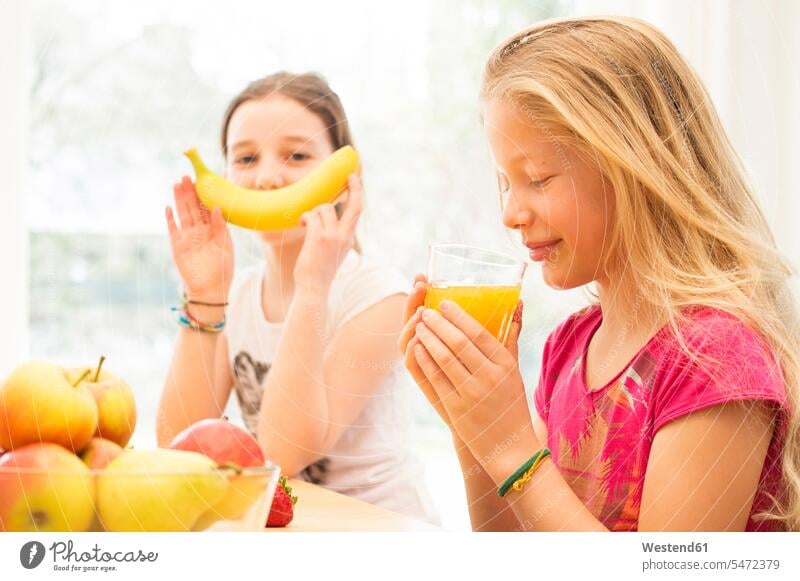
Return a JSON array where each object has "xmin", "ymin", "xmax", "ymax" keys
[
  {"xmin": 400, "ymin": 16, "xmax": 799, "ymax": 531},
  {"xmin": 158, "ymin": 71, "xmax": 438, "ymax": 523}
]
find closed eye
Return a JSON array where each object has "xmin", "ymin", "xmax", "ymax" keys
[{"xmin": 530, "ymin": 175, "xmax": 556, "ymax": 188}]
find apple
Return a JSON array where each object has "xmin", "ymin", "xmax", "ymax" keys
[
  {"xmin": 0, "ymin": 361, "xmax": 98, "ymax": 452},
  {"xmin": 167, "ymin": 417, "xmax": 265, "ymax": 467},
  {"xmin": 168, "ymin": 417, "xmax": 267, "ymax": 529},
  {"xmin": 80, "ymin": 437, "xmax": 124, "ymax": 470},
  {"xmin": 68, "ymin": 356, "xmax": 137, "ymax": 448},
  {"xmin": 0, "ymin": 442, "xmax": 95, "ymax": 532}
]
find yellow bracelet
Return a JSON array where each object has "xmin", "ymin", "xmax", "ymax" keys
[{"xmin": 510, "ymin": 449, "xmax": 551, "ymax": 493}]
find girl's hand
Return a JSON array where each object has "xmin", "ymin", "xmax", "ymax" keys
[
  {"xmin": 165, "ymin": 176, "xmax": 234, "ymax": 305},
  {"xmin": 399, "ymin": 275, "xmax": 456, "ymax": 428},
  {"xmin": 411, "ymin": 300, "xmax": 539, "ymax": 482},
  {"xmin": 293, "ymin": 174, "xmax": 363, "ymax": 298}
]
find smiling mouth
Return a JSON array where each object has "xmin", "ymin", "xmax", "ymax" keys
[{"xmin": 526, "ymin": 240, "xmax": 561, "ymax": 261}]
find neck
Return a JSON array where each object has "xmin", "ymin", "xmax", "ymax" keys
[
  {"xmin": 263, "ymin": 238, "xmax": 304, "ymax": 300},
  {"xmin": 595, "ymin": 273, "xmax": 663, "ymax": 344}
]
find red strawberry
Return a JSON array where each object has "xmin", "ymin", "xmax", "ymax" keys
[{"xmin": 265, "ymin": 476, "xmax": 298, "ymax": 527}]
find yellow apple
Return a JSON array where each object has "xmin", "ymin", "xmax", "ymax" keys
[
  {"xmin": 0, "ymin": 361, "xmax": 98, "ymax": 452},
  {"xmin": 68, "ymin": 356, "xmax": 137, "ymax": 447},
  {"xmin": 0, "ymin": 442, "xmax": 95, "ymax": 531}
]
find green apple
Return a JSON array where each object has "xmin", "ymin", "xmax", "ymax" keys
[
  {"xmin": 0, "ymin": 442, "xmax": 95, "ymax": 531},
  {"xmin": 0, "ymin": 361, "xmax": 98, "ymax": 452},
  {"xmin": 68, "ymin": 356, "xmax": 137, "ymax": 448}
]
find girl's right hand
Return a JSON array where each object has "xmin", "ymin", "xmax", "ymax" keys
[
  {"xmin": 165, "ymin": 176, "xmax": 234, "ymax": 306},
  {"xmin": 398, "ymin": 274, "xmax": 454, "ymax": 428}
]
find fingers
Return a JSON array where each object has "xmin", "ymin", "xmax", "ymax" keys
[
  {"xmin": 405, "ymin": 337, "xmax": 452, "ymax": 424},
  {"xmin": 339, "ymin": 174, "xmax": 364, "ymax": 236},
  {"xmin": 173, "ymin": 181, "xmax": 195, "ymax": 229},
  {"xmin": 402, "ymin": 278, "xmax": 428, "ymax": 323},
  {"xmin": 210, "ymin": 206, "xmax": 229, "ymax": 244},
  {"xmin": 181, "ymin": 176, "xmax": 207, "ymax": 225},
  {"xmin": 504, "ymin": 300, "xmax": 524, "ymax": 359},
  {"xmin": 415, "ymin": 319, "xmax": 472, "ymax": 387},
  {"xmin": 317, "ymin": 203, "xmax": 338, "ymax": 232},
  {"xmin": 418, "ymin": 308, "xmax": 489, "ymax": 375},
  {"xmin": 165, "ymin": 206, "xmax": 179, "ymax": 243},
  {"xmin": 436, "ymin": 300, "xmax": 506, "ymax": 364},
  {"xmin": 398, "ymin": 306, "xmax": 424, "ymax": 354},
  {"xmin": 412, "ymin": 339, "xmax": 459, "ymax": 405},
  {"xmin": 301, "ymin": 210, "xmax": 323, "ymax": 232}
]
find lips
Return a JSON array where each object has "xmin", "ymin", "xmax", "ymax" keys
[{"xmin": 525, "ymin": 239, "xmax": 561, "ymax": 261}]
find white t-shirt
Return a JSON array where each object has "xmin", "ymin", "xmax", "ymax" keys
[{"xmin": 224, "ymin": 250, "xmax": 440, "ymax": 525}]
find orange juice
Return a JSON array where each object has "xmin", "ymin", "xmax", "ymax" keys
[{"xmin": 424, "ymin": 284, "xmax": 521, "ymax": 341}]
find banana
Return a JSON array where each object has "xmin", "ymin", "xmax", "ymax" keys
[{"xmin": 184, "ymin": 145, "xmax": 359, "ymax": 231}]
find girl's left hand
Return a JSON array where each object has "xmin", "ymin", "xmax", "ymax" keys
[
  {"xmin": 294, "ymin": 174, "xmax": 363, "ymax": 297},
  {"xmin": 410, "ymin": 299, "xmax": 539, "ymax": 482}
]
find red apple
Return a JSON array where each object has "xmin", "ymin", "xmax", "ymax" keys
[
  {"xmin": 168, "ymin": 417, "xmax": 264, "ymax": 468},
  {"xmin": 0, "ymin": 361, "xmax": 98, "ymax": 452},
  {"xmin": 80, "ymin": 437, "xmax": 124, "ymax": 470},
  {"xmin": 168, "ymin": 418, "xmax": 267, "ymax": 529},
  {"xmin": 0, "ymin": 443, "xmax": 95, "ymax": 531}
]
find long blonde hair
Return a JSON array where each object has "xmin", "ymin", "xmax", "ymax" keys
[{"xmin": 482, "ymin": 15, "xmax": 800, "ymax": 530}]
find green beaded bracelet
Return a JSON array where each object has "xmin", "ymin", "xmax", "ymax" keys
[{"xmin": 497, "ymin": 448, "xmax": 551, "ymax": 497}]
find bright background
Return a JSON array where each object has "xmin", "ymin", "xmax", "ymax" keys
[{"xmin": 1, "ymin": 0, "xmax": 799, "ymax": 530}]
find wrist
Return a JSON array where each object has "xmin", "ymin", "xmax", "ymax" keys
[
  {"xmin": 185, "ymin": 303, "xmax": 226, "ymax": 325},
  {"xmin": 482, "ymin": 433, "xmax": 542, "ymax": 485}
]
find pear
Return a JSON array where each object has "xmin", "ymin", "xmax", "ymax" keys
[{"xmin": 96, "ymin": 449, "xmax": 229, "ymax": 532}]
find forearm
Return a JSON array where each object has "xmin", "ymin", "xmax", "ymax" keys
[
  {"xmin": 488, "ymin": 442, "xmax": 609, "ymax": 532},
  {"xmin": 256, "ymin": 292, "xmax": 331, "ymax": 475},
  {"xmin": 453, "ymin": 435, "xmax": 523, "ymax": 532},
  {"xmin": 157, "ymin": 307, "xmax": 227, "ymax": 446}
]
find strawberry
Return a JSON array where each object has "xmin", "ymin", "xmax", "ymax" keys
[{"xmin": 265, "ymin": 476, "xmax": 298, "ymax": 527}]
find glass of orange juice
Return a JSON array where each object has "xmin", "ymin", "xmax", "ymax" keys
[{"xmin": 424, "ymin": 244, "xmax": 527, "ymax": 343}]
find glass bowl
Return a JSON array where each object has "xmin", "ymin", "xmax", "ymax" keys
[{"xmin": 0, "ymin": 463, "xmax": 280, "ymax": 532}]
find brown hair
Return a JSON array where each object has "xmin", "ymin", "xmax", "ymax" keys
[
  {"xmin": 220, "ymin": 71, "xmax": 354, "ymax": 156},
  {"xmin": 220, "ymin": 71, "xmax": 361, "ymax": 251}
]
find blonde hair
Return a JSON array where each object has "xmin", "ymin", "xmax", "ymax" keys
[{"xmin": 482, "ymin": 15, "xmax": 800, "ymax": 530}]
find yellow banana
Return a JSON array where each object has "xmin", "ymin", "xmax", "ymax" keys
[{"xmin": 184, "ymin": 145, "xmax": 359, "ymax": 231}]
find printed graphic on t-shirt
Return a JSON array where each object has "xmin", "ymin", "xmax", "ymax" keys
[
  {"xmin": 300, "ymin": 457, "xmax": 330, "ymax": 485},
  {"xmin": 232, "ymin": 350, "xmax": 330, "ymax": 487},
  {"xmin": 233, "ymin": 351, "xmax": 270, "ymax": 418},
  {"xmin": 549, "ymin": 350, "xmax": 657, "ymax": 531}
]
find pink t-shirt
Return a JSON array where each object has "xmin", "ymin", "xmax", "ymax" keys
[{"xmin": 534, "ymin": 305, "xmax": 788, "ymax": 531}]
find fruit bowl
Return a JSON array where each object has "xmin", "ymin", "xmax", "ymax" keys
[{"xmin": 0, "ymin": 462, "xmax": 281, "ymax": 532}]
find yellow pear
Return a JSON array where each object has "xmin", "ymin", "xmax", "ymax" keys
[{"xmin": 96, "ymin": 449, "xmax": 228, "ymax": 532}]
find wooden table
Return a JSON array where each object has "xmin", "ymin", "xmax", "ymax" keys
[{"xmin": 263, "ymin": 479, "xmax": 439, "ymax": 532}]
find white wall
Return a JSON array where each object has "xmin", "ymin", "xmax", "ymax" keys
[
  {"xmin": 572, "ymin": 0, "xmax": 800, "ymax": 269},
  {"xmin": 0, "ymin": 0, "xmax": 30, "ymax": 375}
]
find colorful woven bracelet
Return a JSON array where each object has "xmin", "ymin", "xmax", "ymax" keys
[
  {"xmin": 171, "ymin": 306, "xmax": 226, "ymax": 333},
  {"xmin": 497, "ymin": 448, "xmax": 551, "ymax": 497}
]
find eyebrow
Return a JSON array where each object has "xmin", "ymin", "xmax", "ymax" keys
[
  {"xmin": 507, "ymin": 151, "xmax": 555, "ymax": 165},
  {"xmin": 230, "ymin": 135, "xmax": 319, "ymax": 152}
]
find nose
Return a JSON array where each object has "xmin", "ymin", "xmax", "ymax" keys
[
  {"xmin": 501, "ymin": 189, "xmax": 533, "ymax": 231},
  {"xmin": 254, "ymin": 159, "xmax": 287, "ymax": 190}
]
